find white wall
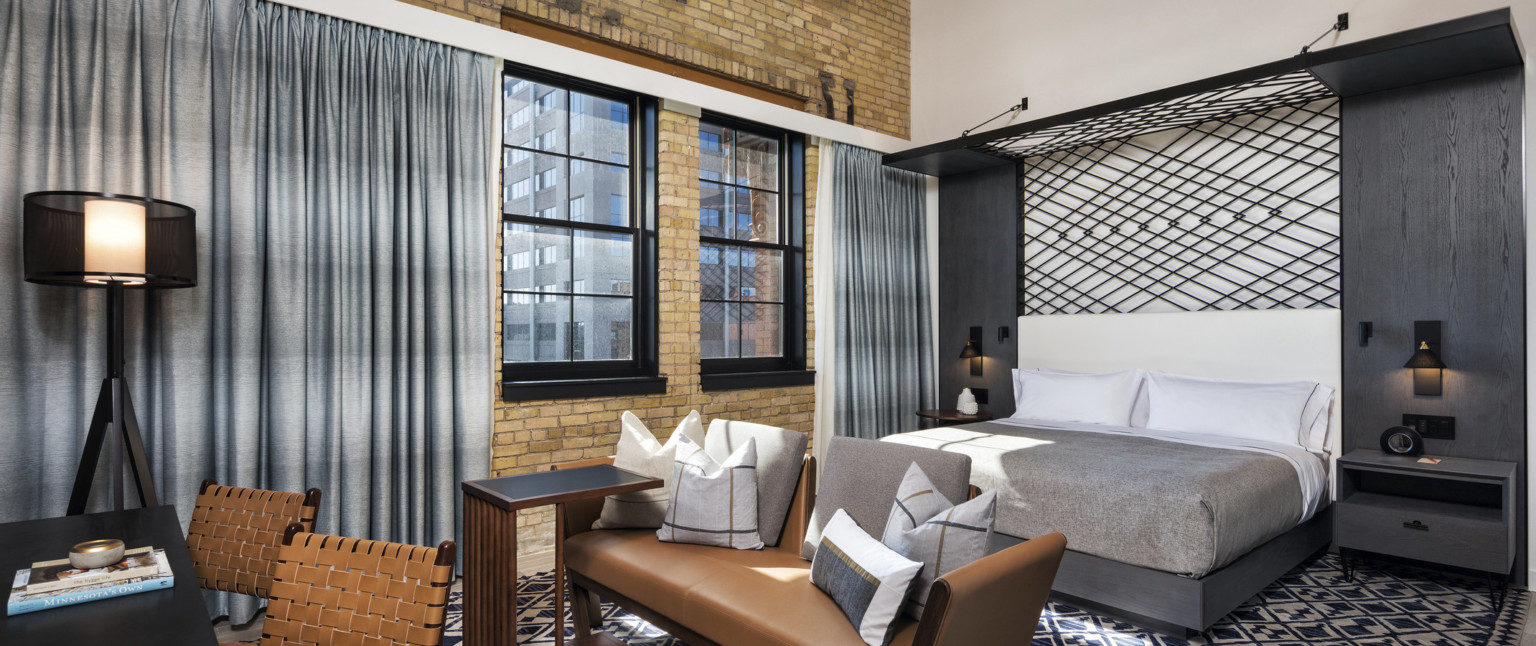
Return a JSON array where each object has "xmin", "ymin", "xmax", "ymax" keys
[{"xmin": 913, "ymin": 0, "xmax": 1536, "ymax": 583}]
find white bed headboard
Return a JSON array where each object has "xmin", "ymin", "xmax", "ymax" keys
[{"xmin": 1016, "ymin": 308, "xmax": 1343, "ymax": 456}]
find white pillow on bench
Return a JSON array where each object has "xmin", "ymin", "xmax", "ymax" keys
[
  {"xmin": 657, "ymin": 435, "xmax": 764, "ymax": 550},
  {"xmin": 594, "ymin": 410, "xmax": 705, "ymax": 530}
]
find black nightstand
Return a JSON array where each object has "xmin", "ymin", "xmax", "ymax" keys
[{"xmin": 1335, "ymin": 449, "xmax": 1516, "ymax": 609}]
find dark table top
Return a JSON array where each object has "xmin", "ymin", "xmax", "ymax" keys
[
  {"xmin": 462, "ymin": 464, "xmax": 662, "ymax": 511},
  {"xmin": 0, "ymin": 505, "xmax": 216, "ymax": 646},
  {"xmin": 916, "ymin": 409, "xmax": 996, "ymax": 422}
]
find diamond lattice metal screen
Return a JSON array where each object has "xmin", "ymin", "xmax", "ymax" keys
[{"xmin": 1018, "ymin": 97, "xmax": 1340, "ymax": 315}]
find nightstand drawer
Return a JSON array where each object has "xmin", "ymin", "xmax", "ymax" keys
[{"xmin": 1335, "ymin": 495, "xmax": 1509, "ymax": 572}]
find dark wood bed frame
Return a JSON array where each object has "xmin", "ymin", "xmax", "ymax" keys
[{"xmin": 990, "ymin": 505, "xmax": 1334, "ymax": 637}]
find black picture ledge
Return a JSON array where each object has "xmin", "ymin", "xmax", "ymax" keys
[
  {"xmin": 700, "ymin": 370, "xmax": 816, "ymax": 392},
  {"xmin": 501, "ymin": 376, "xmax": 668, "ymax": 402}
]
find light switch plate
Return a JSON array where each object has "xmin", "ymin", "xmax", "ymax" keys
[{"xmin": 972, "ymin": 388, "xmax": 989, "ymax": 405}]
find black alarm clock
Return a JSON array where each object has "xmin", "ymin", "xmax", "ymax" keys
[{"xmin": 1380, "ymin": 425, "xmax": 1424, "ymax": 457}]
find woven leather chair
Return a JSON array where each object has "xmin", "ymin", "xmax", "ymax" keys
[
  {"xmin": 186, "ymin": 479, "xmax": 322, "ymax": 599},
  {"xmin": 259, "ymin": 525, "xmax": 456, "ymax": 646}
]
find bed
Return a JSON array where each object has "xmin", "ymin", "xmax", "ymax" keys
[{"xmin": 885, "ymin": 308, "xmax": 1342, "ymax": 636}]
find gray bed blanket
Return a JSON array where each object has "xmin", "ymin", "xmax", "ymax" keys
[{"xmin": 884, "ymin": 421, "xmax": 1304, "ymax": 577}]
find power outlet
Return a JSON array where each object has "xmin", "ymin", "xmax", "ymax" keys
[
  {"xmin": 972, "ymin": 388, "xmax": 989, "ymax": 405},
  {"xmin": 1402, "ymin": 413, "xmax": 1455, "ymax": 440}
]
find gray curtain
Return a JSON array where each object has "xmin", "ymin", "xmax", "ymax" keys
[
  {"xmin": 0, "ymin": 0, "xmax": 492, "ymax": 622},
  {"xmin": 832, "ymin": 143, "xmax": 934, "ymax": 439}
]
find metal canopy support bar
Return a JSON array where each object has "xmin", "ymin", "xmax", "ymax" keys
[{"xmin": 886, "ymin": 9, "xmax": 1522, "ymax": 177}]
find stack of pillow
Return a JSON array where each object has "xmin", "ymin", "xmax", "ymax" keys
[
  {"xmin": 595, "ymin": 411, "xmax": 808, "ymax": 551},
  {"xmin": 597, "ymin": 411, "xmax": 999, "ymax": 646},
  {"xmin": 1010, "ymin": 368, "xmax": 1333, "ymax": 452},
  {"xmin": 806, "ymin": 463, "xmax": 995, "ymax": 646}
]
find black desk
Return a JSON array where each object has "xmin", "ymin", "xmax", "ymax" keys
[{"xmin": 0, "ymin": 506, "xmax": 217, "ymax": 646}]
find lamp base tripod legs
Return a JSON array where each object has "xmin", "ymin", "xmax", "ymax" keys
[{"xmin": 65, "ymin": 377, "xmax": 159, "ymax": 516}]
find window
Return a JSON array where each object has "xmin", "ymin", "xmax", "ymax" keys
[
  {"xmin": 698, "ymin": 117, "xmax": 811, "ymax": 389},
  {"xmin": 501, "ymin": 64, "xmax": 662, "ymax": 399}
]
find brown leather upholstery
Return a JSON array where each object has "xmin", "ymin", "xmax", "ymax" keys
[
  {"xmin": 261, "ymin": 530, "xmax": 456, "ymax": 646},
  {"xmin": 186, "ymin": 480, "xmax": 320, "ymax": 598},
  {"xmin": 911, "ymin": 533, "xmax": 1066, "ymax": 646},
  {"xmin": 562, "ymin": 451, "xmax": 1064, "ymax": 646},
  {"xmin": 566, "ymin": 528, "xmax": 918, "ymax": 646}
]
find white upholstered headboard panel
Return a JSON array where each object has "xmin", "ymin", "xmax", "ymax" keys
[{"xmin": 1016, "ymin": 308, "xmax": 1343, "ymax": 456}]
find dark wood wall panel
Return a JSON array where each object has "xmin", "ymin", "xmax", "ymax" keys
[
  {"xmin": 1341, "ymin": 66, "xmax": 1525, "ymax": 577},
  {"xmin": 938, "ymin": 165, "xmax": 1020, "ymax": 417}
]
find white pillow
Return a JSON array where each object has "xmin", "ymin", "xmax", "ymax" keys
[
  {"xmin": 1010, "ymin": 369, "xmax": 1142, "ymax": 426},
  {"xmin": 593, "ymin": 410, "xmax": 706, "ymax": 529},
  {"xmin": 657, "ymin": 435, "xmax": 763, "ymax": 550},
  {"xmin": 810, "ymin": 509, "xmax": 922, "ymax": 646},
  {"xmin": 1144, "ymin": 372, "xmax": 1333, "ymax": 450}
]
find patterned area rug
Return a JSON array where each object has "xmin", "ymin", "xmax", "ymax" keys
[{"xmin": 443, "ymin": 553, "xmax": 1527, "ymax": 645}]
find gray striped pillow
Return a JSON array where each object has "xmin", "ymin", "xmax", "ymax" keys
[
  {"xmin": 811, "ymin": 509, "xmax": 922, "ymax": 646},
  {"xmin": 880, "ymin": 462, "xmax": 996, "ymax": 620},
  {"xmin": 656, "ymin": 435, "xmax": 764, "ymax": 550}
]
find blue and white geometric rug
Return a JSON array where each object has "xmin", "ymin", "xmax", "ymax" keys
[{"xmin": 443, "ymin": 553, "xmax": 1527, "ymax": 645}]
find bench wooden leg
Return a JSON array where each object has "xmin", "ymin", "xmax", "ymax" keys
[{"xmin": 570, "ymin": 579, "xmax": 600, "ymax": 637}]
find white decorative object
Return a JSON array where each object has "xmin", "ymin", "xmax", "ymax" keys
[{"xmin": 957, "ymin": 388, "xmax": 978, "ymax": 415}]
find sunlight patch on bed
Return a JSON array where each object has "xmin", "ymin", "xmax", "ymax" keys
[{"xmin": 884, "ymin": 429, "xmax": 1053, "ymax": 492}]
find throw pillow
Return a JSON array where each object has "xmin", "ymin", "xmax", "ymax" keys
[
  {"xmin": 811, "ymin": 508, "xmax": 923, "ymax": 646},
  {"xmin": 880, "ymin": 462, "xmax": 996, "ymax": 620},
  {"xmin": 657, "ymin": 435, "xmax": 764, "ymax": 550},
  {"xmin": 593, "ymin": 410, "xmax": 706, "ymax": 530},
  {"xmin": 704, "ymin": 419, "xmax": 808, "ymax": 547}
]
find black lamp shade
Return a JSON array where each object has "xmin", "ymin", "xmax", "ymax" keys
[
  {"xmin": 23, "ymin": 191, "xmax": 196, "ymax": 288},
  {"xmin": 958, "ymin": 340, "xmax": 981, "ymax": 359},
  {"xmin": 1404, "ymin": 342, "xmax": 1446, "ymax": 369}
]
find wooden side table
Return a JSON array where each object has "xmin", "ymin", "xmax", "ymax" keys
[
  {"xmin": 462, "ymin": 465, "xmax": 662, "ymax": 646},
  {"xmin": 916, "ymin": 409, "xmax": 995, "ymax": 428},
  {"xmin": 1335, "ymin": 450, "xmax": 1516, "ymax": 610}
]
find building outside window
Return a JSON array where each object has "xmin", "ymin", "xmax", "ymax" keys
[
  {"xmin": 501, "ymin": 66, "xmax": 661, "ymax": 398},
  {"xmin": 697, "ymin": 117, "xmax": 810, "ymax": 388}
]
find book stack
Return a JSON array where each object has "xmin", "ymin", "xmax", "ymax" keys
[{"xmin": 7, "ymin": 546, "xmax": 174, "ymax": 615}]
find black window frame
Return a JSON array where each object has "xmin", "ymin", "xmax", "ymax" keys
[
  {"xmin": 697, "ymin": 112, "xmax": 814, "ymax": 391},
  {"xmin": 500, "ymin": 62, "xmax": 665, "ymax": 401}
]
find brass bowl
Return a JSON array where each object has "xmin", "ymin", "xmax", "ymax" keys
[{"xmin": 69, "ymin": 539, "xmax": 125, "ymax": 569}]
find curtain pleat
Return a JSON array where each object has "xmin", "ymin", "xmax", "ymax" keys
[
  {"xmin": 831, "ymin": 143, "xmax": 934, "ymax": 439},
  {"xmin": 0, "ymin": 0, "xmax": 492, "ymax": 623}
]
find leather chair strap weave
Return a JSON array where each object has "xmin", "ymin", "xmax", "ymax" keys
[
  {"xmin": 187, "ymin": 482, "xmax": 320, "ymax": 598},
  {"xmin": 262, "ymin": 532, "xmax": 455, "ymax": 646}
]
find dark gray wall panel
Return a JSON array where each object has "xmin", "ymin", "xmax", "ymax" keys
[
  {"xmin": 938, "ymin": 165, "xmax": 1019, "ymax": 417},
  {"xmin": 1341, "ymin": 66, "xmax": 1524, "ymax": 577}
]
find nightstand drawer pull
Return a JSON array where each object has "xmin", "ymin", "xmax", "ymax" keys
[{"xmin": 1403, "ymin": 520, "xmax": 1429, "ymax": 531}]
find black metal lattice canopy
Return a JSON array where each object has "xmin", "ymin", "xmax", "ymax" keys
[
  {"xmin": 886, "ymin": 9, "xmax": 1521, "ymax": 176},
  {"xmin": 982, "ymin": 71, "xmax": 1333, "ymax": 162}
]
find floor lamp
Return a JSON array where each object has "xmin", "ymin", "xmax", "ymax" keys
[{"xmin": 22, "ymin": 191, "xmax": 197, "ymax": 515}]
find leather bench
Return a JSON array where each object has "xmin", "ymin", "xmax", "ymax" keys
[{"xmin": 559, "ymin": 437, "xmax": 1067, "ymax": 646}]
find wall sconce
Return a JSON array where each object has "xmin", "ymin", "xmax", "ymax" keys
[
  {"xmin": 959, "ymin": 326, "xmax": 983, "ymax": 377},
  {"xmin": 1403, "ymin": 320, "xmax": 1446, "ymax": 396}
]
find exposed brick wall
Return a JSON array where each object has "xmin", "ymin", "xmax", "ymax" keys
[
  {"xmin": 394, "ymin": 0, "xmax": 911, "ymax": 138},
  {"xmin": 493, "ymin": 108, "xmax": 819, "ymax": 554}
]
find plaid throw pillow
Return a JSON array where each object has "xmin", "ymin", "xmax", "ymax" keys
[
  {"xmin": 880, "ymin": 462, "xmax": 996, "ymax": 620},
  {"xmin": 657, "ymin": 435, "xmax": 764, "ymax": 550}
]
